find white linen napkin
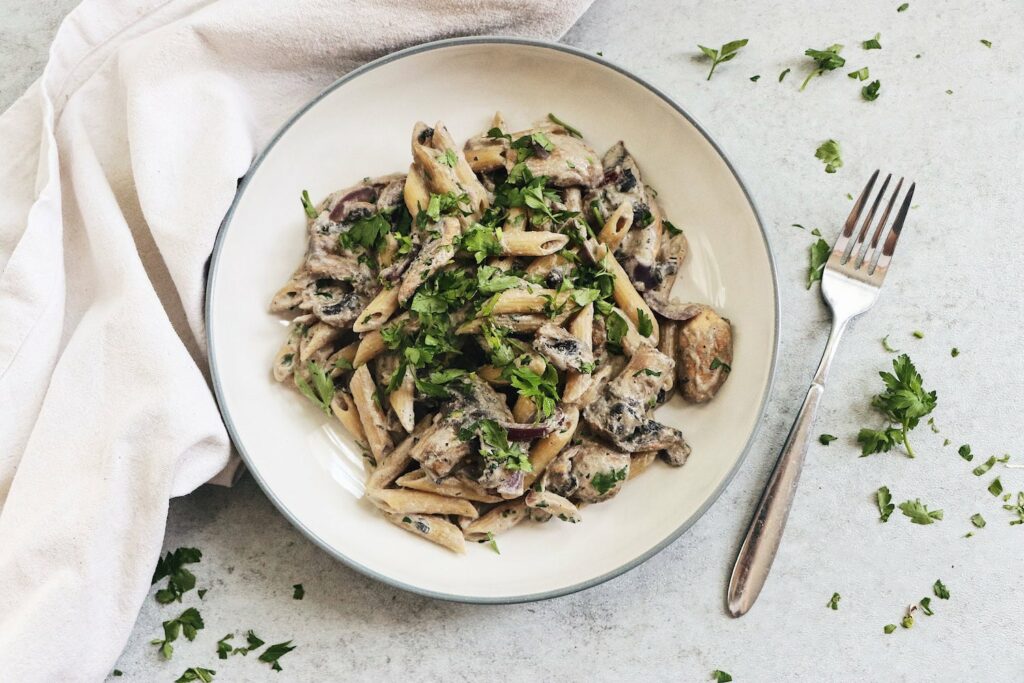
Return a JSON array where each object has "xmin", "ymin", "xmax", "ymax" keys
[{"xmin": 0, "ymin": 0, "xmax": 592, "ymax": 678}]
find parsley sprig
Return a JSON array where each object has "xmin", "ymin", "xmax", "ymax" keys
[
  {"xmin": 151, "ymin": 607, "xmax": 205, "ymax": 660},
  {"xmin": 800, "ymin": 44, "xmax": 845, "ymax": 91},
  {"xmin": 152, "ymin": 547, "xmax": 202, "ymax": 604},
  {"xmin": 857, "ymin": 354, "xmax": 937, "ymax": 458},
  {"xmin": 697, "ymin": 39, "xmax": 749, "ymax": 81}
]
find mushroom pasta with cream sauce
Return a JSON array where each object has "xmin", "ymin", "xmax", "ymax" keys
[{"xmin": 270, "ymin": 113, "xmax": 733, "ymax": 553}]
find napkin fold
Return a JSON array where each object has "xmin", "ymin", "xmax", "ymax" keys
[{"xmin": 0, "ymin": 0, "xmax": 591, "ymax": 678}]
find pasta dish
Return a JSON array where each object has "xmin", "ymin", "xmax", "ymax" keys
[{"xmin": 269, "ymin": 114, "xmax": 733, "ymax": 553}]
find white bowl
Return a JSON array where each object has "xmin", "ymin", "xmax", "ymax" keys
[{"xmin": 207, "ymin": 37, "xmax": 779, "ymax": 602}]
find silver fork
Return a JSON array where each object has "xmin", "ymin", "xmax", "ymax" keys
[{"xmin": 726, "ymin": 170, "xmax": 916, "ymax": 617}]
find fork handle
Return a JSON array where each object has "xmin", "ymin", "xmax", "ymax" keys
[{"xmin": 726, "ymin": 319, "xmax": 848, "ymax": 617}]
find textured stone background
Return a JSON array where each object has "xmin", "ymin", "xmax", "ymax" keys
[{"xmin": 4, "ymin": 0, "xmax": 1023, "ymax": 681}]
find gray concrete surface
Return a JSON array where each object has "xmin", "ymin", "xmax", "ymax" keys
[{"xmin": 5, "ymin": 0, "xmax": 1023, "ymax": 681}]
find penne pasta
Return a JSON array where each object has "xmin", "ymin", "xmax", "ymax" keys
[
  {"xmin": 598, "ymin": 200, "xmax": 633, "ymax": 252},
  {"xmin": 385, "ymin": 512, "xmax": 465, "ymax": 553},
  {"xmin": 388, "ymin": 364, "xmax": 415, "ymax": 433},
  {"xmin": 525, "ymin": 490, "xmax": 581, "ymax": 524},
  {"xmin": 465, "ymin": 143, "xmax": 506, "ymax": 173},
  {"xmin": 562, "ymin": 303, "xmax": 595, "ymax": 404},
  {"xmin": 369, "ymin": 488, "xmax": 479, "ymax": 519},
  {"xmin": 597, "ymin": 244, "xmax": 660, "ymax": 344},
  {"xmin": 629, "ymin": 451, "xmax": 658, "ymax": 479},
  {"xmin": 395, "ymin": 470, "xmax": 503, "ymax": 504},
  {"xmin": 366, "ymin": 417, "xmax": 432, "ymax": 491},
  {"xmin": 354, "ymin": 330, "xmax": 386, "ymax": 367},
  {"xmin": 299, "ymin": 321, "xmax": 343, "ymax": 362},
  {"xmin": 330, "ymin": 391, "xmax": 366, "ymax": 444},
  {"xmin": 500, "ymin": 230, "xmax": 569, "ymax": 257},
  {"xmin": 463, "ymin": 501, "xmax": 529, "ymax": 542},
  {"xmin": 349, "ymin": 364, "xmax": 393, "ymax": 463},
  {"xmin": 524, "ymin": 406, "xmax": 580, "ymax": 488},
  {"xmin": 354, "ymin": 286, "xmax": 400, "ymax": 333},
  {"xmin": 404, "ymin": 162, "xmax": 430, "ymax": 216}
]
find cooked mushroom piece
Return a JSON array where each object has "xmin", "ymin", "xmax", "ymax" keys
[
  {"xmin": 309, "ymin": 280, "xmax": 373, "ymax": 328},
  {"xmin": 543, "ymin": 440, "xmax": 630, "ymax": 504},
  {"xmin": 532, "ymin": 323, "xmax": 595, "ymax": 372},
  {"xmin": 513, "ymin": 127, "xmax": 603, "ymax": 188},
  {"xmin": 677, "ymin": 307, "xmax": 733, "ymax": 403}
]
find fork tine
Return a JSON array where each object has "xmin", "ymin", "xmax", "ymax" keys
[
  {"xmin": 832, "ymin": 169, "xmax": 879, "ymax": 260},
  {"xmin": 845, "ymin": 173, "xmax": 891, "ymax": 263},
  {"xmin": 874, "ymin": 182, "xmax": 915, "ymax": 271},
  {"xmin": 860, "ymin": 177, "xmax": 904, "ymax": 269}
]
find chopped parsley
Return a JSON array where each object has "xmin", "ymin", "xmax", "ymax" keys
[
  {"xmin": 857, "ymin": 354, "xmax": 936, "ymax": 458},
  {"xmin": 881, "ymin": 335, "xmax": 899, "ymax": 352},
  {"xmin": 339, "ymin": 211, "xmax": 391, "ymax": 252},
  {"xmin": 1003, "ymin": 492, "xmax": 1024, "ymax": 525},
  {"xmin": 877, "ymin": 486, "xmax": 895, "ymax": 522},
  {"xmin": 814, "ymin": 139, "xmax": 843, "ymax": 173},
  {"xmin": 848, "ymin": 67, "xmax": 869, "ymax": 81},
  {"xmin": 818, "ymin": 434, "xmax": 837, "ymax": 445},
  {"xmin": 971, "ymin": 513, "xmax": 986, "ymax": 528},
  {"xmin": 958, "ymin": 444, "xmax": 974, "ymax": 462},
  {"xmin": 862, "ymin": 33, "xmax": 882, "ymax": 50},
  {"xmin": 459, "ymin": 419, "xmax": 533, "ymax": 472},
  {"xmin": 711, "ymin": 357, "xmax": 732, "ymax": 373},
  {"xmin": 460, "ymin": 223, "xmax": 503, "ymax": 263},
  {"xmin": 292, "ymin": 583, "xmax": 304, "ymax": 600},
  {"xmin": 441, "ymin": 148, "xmax": 457, "ymax": 167},
  {"xmin": 636, "ymin": 308, "xmax": 654, "ymax": 337},
  {"xmin": 294, "ymin": 361, "xmax": 335, "ymax": 416},
  {"xmin": 807, "ymin": 238, "xmax": 831, "ymax": 288},
  {"xmin": 175, "ymin": 667, "xmax": 215, "ymax": 683},
  {"xmin": 912, "ymin": 330, "xmax": 924, "ymax": 339},
  {"xmin": 862, "ymin": 80, "xmax": 881, "ymax": 101},
  {"xmin": 152, "ymin": 547, "xmax": 202, "ymax": 604},
  {"xmin": 697, "ymin": 39, "xmax": 749, "ymax": 80},
  {"xmin": 547, "ymin": 112, "xmax": 583, "ymax": 138},
  {"xmin": 300, "ymin": 190, "xmax": 318, "ymax": 219},
  {"xmin": 485, "ymin": 531, "xmax": 501, "ymax": 555},
  {"xmin": 884, "ymin": 624, "xmax": 897, "ymax": 634},
  {"xmin": 827, "ymin": 592, "xmax": 841, "ymax": 610},
  {"xmin": 988, "ymin": 477, "xmax": 1003, "ymax": 497},
  {"xmin": 750, "ymin": 74, "xmax": 761, "ymax": 82},
  {"xmin": 711, "ymin": 670, "xmax": 733, "ymax": 683},
  {"xmin": 504, "ymin": 360, "xmax": 560, "ymax": 418},
  {"xmin": 972, "ymin": 456, "xmax": 998, "ymax": 476},
  {"xmin": 216, "ymin": 634, "xmax": 234, "ymax": 659},
  {"xmin": 951, "ymin": 347, "xmax": 960, "ymax": 357},
  {"xmin": 898, "ymin": 498, "xmax": 943, "ymax": 524},
  {"xmin": 897, "ymin": 2, "xmax": 909, "ymax": 10},
  {"xmin": 919, "ymin": 596, "xmax": 933, "ymax": 615},
  {"xmin": 591, "ymin": 467, "xmax": 628, "ymax": 495},
  {"xmin": 258, "ymin": 641, "xmax": 297, "ymax": 672},
  {"xmin": 801, "ymin": 44, "xmax": 845, "ymax": 91},
  {"xmin": 980, "ymin": 39, "xmax": 992, "ymax": 48},
  {"xmin": 151, "ymin": 607, "xmax": 205, "ymax": 660},
  {"xmin": 779, "ymin": 67, "xmax": 791, "ymax": 82},
  {"xmin": 933, "ymin": 579, "xmax": 950, "ymax": 599}
]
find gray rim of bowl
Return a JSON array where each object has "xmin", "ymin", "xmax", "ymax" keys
[{"xmin": 205, "ymin": 35, "xmax": 781, "ymax": 605}]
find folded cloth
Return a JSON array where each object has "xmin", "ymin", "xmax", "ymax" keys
[{"xmin": 0, "ymin": 0, "xmax": 591, "ymax": 678}]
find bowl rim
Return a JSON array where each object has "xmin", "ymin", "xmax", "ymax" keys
[{"xmin": 205, "ymin": 35, "xmax": 780, "ymax": 605}]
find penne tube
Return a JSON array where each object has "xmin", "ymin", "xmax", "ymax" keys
[
  {"xmin": 500, "ymin": 230, "xmax": 569, "ymax": 257},
  {"xmin": 326, "ymin": 342, "xmax": 359, "ymax": 378},
  {"xmin": 465, "ymin": 144, "xmax": 506, "ymax": 173},
  {"xmin": 272, "ymin": 316, "xmax": 312, "ymax": 382},
  {"xmin": 354, "ymin": 330, "xmax": 386, "ymax": 367},
  {"xmin": 476, "ymin": 365, "xmax": 508, "ymax": 385},
  {"xmin": 609, "ymin": 305, "xmax": 651, "ymax": 356},
  {"xmin": 353, "ymin": 286, "xmax": 400, "ymax": 333},
  {"xmin": 524, "ymin": 406, "xmax": 580, "ymax": 487},
  {"xmin": 488, "ymin": 287, "xmax": 571, "ymax": 315},
  {"xmin": 598, "ymin": 200, "xmax": 634, "ymax": 252},
  {"xmin": 270, "ymin": 267, "xmax": 313, "ymax": 313},
  {"xmin": 349, "ymin": 364, "xmax": 393, "ymax": 464},
  {"xmin": 395, "ymin": 470, "xmax": 503, "ymax": 504},
  {"xmin": 598, "ymin": 245, "xmax": 660, "ymax": 344},
  {"xmin": 562, "ymin": 304, "xmax": 595, "ymax": 404},
  {"xmin": 404, "ymin": 163, "xmax": 430, "ymax": 216},
  {"xmin": 432, "ymin": 122, "xmax": 490, "ymax": 215},
  {"xmin": 367, "ymin": 417, "xmax": 433, "ymax": 491},
  {"xmin": 463, "ymin": 501, "xmax": 529, "ymax": 541},
  {"xmin": 388, "ymin": 365, "xmax": 415, "ymax": 433},
  {"xmin": 502, "ymin": 207, "xmax": 527, "ymax": 233},
  {"xmin": 513, "ymin": 395, "xmax": 536, "ymax": 423},
  {"xmin": 330, "ymin": 391, "xmax": 366, "ymax": 444},
  {"xmin": 456, "ymin": 308, "xmax": 576, "ymax": 335},
  {"xmin": 491, "ymin": 110, "xmax": 506, "ymax": 130},
  {"xmin": 369, "ymin": 489, "xmax": 479, "ymax": 519},
  {"xmin": 525, "ymin": 490, "xmax": 581, "ymax": 524},
  {"xmin": 299, "ymin": 321, "xmax": 343, "ymax": 362},
  {"xmin": 385, "ymin": 512, "xmax": 465, "ymax": 553},
  {"xmin": 524, "ymin": 253, "xmax": 570, "ymax": 278}
]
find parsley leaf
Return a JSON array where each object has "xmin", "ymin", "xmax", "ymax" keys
[
  {"xmin": 441, "ymin": 148, "xmax": 457, "ymax": 167},
  {"xmin": 815, "ymin": 139, "xmax": 843, "ymax": 173},
  {"xmin": 827, "ymin": 592, "xmax": 841, "ymax": 610},
  {"xmin": 153, "ymin": 547, "xmax": 202, "ymax": 604},
  {"xmin": 862, "ymin": 33, "xmax": 882, "ymax": 50},
  {"xmin": 988, "ymin": 477, "xmax": 1003, "ymax": 497},
  {"xmin": 175, "ymin": 667, "xmax": 216, "ymax": 683},
  {"xmin": 862, "ymin": 80, "xmax": 881, "ymax": 101},
  {"xmin": 547, "ymin": 112, "xmax": 583, "ymax": 138},
  {"xmin": 294, "ymin": 361, "xmax": 335, "ymax": 415},
  {"xmin": 807, "ymin": 238, "xmax": 831, "ymax": 288},
  {"xmin": 300, "ymin": 190, "xmax": 318, "ymax": 219},
  {"xmin": 459, "ymin": 418, "xmax": 533, "ymax": 472},
  {"xmin": 151, "ymin": 607, "xmax": 205, "ymax": 660},
  {"xmin": 339, "ymin": 212, "xmax": 390, "ymax": 252},
  {"xmin": 636, "ymin": 308, "xmax": 654, "ymax": 337},
  {"xmin": 698, "ymin": 39, "xmax": 749, "ymax": 80},
  {"xmin": 460, "ymin": 224, "xmax": 503, "ymax": 263},
  {"xmin": 711, "ymin": 357, "xmax": 732, "ymax": 373},
  {"xmin": 591, "ymin": 467, "xmax": 628, "ymax": 495},
  {"xmin": 605, "ymin": 311, "xmax": 629, "ymax": 353},
  {"xmin": 933, "ymin": 579, "xmax": 949, "ymax": 599},
  {"xmin": 951, "ymin": 347, "xmax": 960, "ymax": 357},
  {"xmin": 504, "ymin": 360, "xmax": 560, "ymax": 418},
  {"xmin": 848, "ymin": 67, "xmax": 870, "ymax": 81},
  {"xmin": 919, "ymin": 596, "xmax": 934, "ymax": 615},
  {"xmin": 857, "ymin": 354, "xmax": 937, "ymax": 457},
  {"xmin": 259, "ymin": 641, "xmax": 297, "ymax": 672},
  {"xmin": 898, "ymin": 2, "xmax": 909, "ymax": 11},
  {"xmin": 958, "ymin": 444, "xmax": 974, "ymax": 462},
  {"xmin": 485, "ymin": 531, "xmax": 501, "ymax": 555},
  {"xmin": 877, "ymin": 486, "xmax": 895, "ymax": 522},
  {"xmin": 1003, "ymin": 492, "xmax": 1024, "ymax": 525},
  {"xmin": 884, "ymin": 624, "xmax": 897, "ymax": 634},
  {"xmin": 712, "ymin": 671, "xmax": 733, "ymax": 683},
  {"xmin": 898, "ymin": 498, "xmax": 944, "ymax": 524},
  {"xmin": 292, "ymin": 583, "xmax": 304, "ymax": 600},
  {"xmin": 881, "ymin": 335, "xmax": 899, "ymax": 352},
  {"xmin": 980, "ymin": 39, "xmax": 992, "ymax": 48},
  {"xmin": 801, "ymin": 44, "xmax": 845, "ymax": 90},
  {"xmin": 971, "ymin": 513, "xmax": 986, "ymax": 528},
  {"xmin": 779, "ymin": 67, "xmax": 791, "ymax": 82},
  {"xmin": 973, "ymin": 456, "xmax": 997, "ymax": 475},
  {"xmin": 216, "ymin": 634, "xmax": 234, "ymax": 660}
]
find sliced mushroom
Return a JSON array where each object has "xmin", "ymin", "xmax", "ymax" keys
[
  {"xmin": 310, "ymin": 281, "xmax": 374, "ymax": 328},
  {"xmin": 543, "ymin": 440, "xmax": 630, "ymax": 504},
  {"xmin": 397, "ymin": 217, "xmax": 461, "ymax": 304},
  {"xmin": 532, "ymin": 323, "xmax": 595, "ymax": 372},
  {"xmin": 677, "ymin": 307, "xmax": 733, "ymax": 403},
  {"xmin": 512, "ymin": 126, "xmax": 603, "ymax": 188}
]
